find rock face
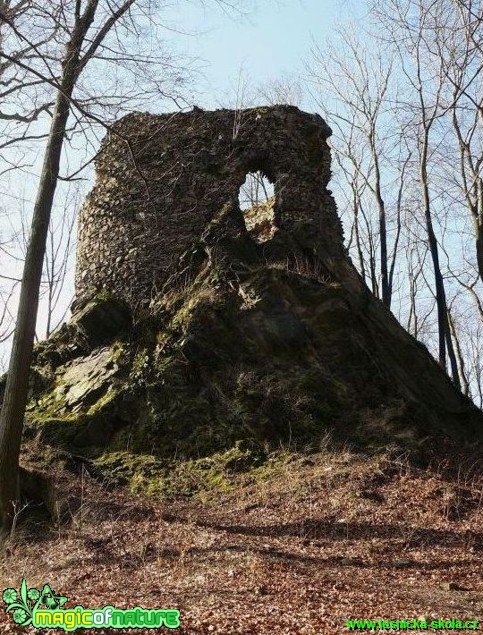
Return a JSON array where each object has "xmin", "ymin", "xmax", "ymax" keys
[{"xmin": 24, "ymin": 106, "xmax": 483, "ymax": 461}]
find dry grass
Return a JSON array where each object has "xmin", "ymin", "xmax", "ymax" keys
[{"xmin": 1, "ymin": 444, "xmax": 482, "ymax": 634}]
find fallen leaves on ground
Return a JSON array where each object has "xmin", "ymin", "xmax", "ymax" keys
[{"xmin": 0, "ymin": 444, "xmax": 482, "ymax": 634}]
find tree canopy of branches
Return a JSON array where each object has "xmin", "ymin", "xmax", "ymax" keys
[{"xmin": 306, "ymin": 0, "xmax": 483, "ymax": 398}]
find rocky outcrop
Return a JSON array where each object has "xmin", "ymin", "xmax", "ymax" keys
[{"xmin": 23, "ymin": 106, "xmax": 483, "ymax": 464}]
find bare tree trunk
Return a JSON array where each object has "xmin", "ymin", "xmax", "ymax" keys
[
  {"xmin": 422, "ymin": 193, "xmax": 446, "ymax": 367},
  {"xmin": 370, "ymin": 130, "xmax": 390, "ymax": 308},
  {"xmin": 447, "ymin": 306, "xmax": 469, "ymax": 396},
  {"xmin": 0, "ymin": 0, "xmax": 102, "ymax": 534},
  {"xmin": 352, "ymin": 185, "xmax": 367, "ymax": 283},
  {"xmin": 476, "ymin": 224, "xmax": 483, "ymax": 283},
  {"xmin": 420, "ymin": 132, "xmax": 460, "ymax": 387},
  {"xmin": 407, "ymin": 247, "xmax": 420, "ymax": 338},
  {"xmin": 420, "ymin": 150, "xmax": 447, "ymax": 368},
  {"xmin": 0, "ymin": 87, "xmax": 73, "ymax": 533}
]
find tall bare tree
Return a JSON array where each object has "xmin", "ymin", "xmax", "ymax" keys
[
  {"xmin": 366, "ymin": 0, "xmax": 463, "ymax": 386},
  {"xmin": 307, "ymin": 26, "xmax": 405, "ymax": 309},
  {"xmin": 0, "ymin": 0, "xmax": 137, "ymax": 535},
  {"xmin": 441, "ymin": 1, "xmax": 483, "ymax": 282},
  {"xmin": 306, "ymin": 2, "xmax": 482, "ymax": 390}
]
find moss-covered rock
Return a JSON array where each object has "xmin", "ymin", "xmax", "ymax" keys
[
  {"xmin": 25, "ymin": 249, "xmax": 483, "ymax": 469},
  {"xmin": 93, "ymin": 442, "xmax": 269, "ymax": 500},
  {"xmin": 26, "ymin": 340, "xmax": 136, "ymax": 455}
]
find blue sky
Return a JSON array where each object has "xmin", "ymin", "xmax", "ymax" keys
[{"xmin": 162, "ymin": 0, "xmax": 360, "ymax": 109}]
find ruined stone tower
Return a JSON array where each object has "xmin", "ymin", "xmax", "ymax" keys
[
  {"xmin": 74, "ymin": 106, "xmax": 362, "ymax": 309},
  {"xmin": 26, "ymin": 105, "xmax": 482, "ymax": 462}
]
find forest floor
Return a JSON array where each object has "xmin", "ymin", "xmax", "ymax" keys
[{"xmin": 0, "ymin": 442, "xmax": 482, "ymax": 634}]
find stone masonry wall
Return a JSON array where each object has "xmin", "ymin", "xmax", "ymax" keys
[{"xmin": 74, "ymin": 106, "xmax": 357, "ymax": 309}]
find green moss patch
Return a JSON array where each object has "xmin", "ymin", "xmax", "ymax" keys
[{"xmin": 94, "ymin": 443, "xmax": 273, "ymax": 500}]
